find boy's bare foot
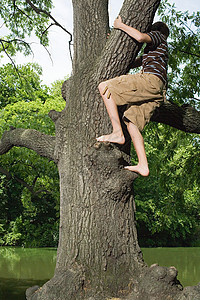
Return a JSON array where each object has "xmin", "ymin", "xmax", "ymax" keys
[
  {"xmin": 96, "ymin": 132, "xmax": 125, "ymax": 144},
  {"xmin": 124, "ymin": 165, "xmax": 149, "ymax": 177}
]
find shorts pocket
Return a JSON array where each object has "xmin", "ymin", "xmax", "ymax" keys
[
  {"xmin": 118, "ymin": 75, "xmax": 137, "ymax": 94},
  {"xmin": 145, "ymin": 75, "xmax": 163, "ymax": 93}
]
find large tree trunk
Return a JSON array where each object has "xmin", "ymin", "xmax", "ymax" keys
[
  {"xmin": 0, "ymin": 0, "xmax": 199, "ymax": 299},
  {"xmin": 27, "ymin": 0, "xmax": 200, "ymax": 299}
]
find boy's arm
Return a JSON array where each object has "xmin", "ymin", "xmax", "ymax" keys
[
  {"xmin": 114, "ymin": 16, "xmax": 152, "ymax": 44},
  {"xmin": 129, "ymin": 56, "xmax": 142, "ymax": 69}
]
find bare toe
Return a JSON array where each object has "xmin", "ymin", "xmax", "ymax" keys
[{"xmin": 96, "ymin": 136, "xmax": 105, "ymax": 142}]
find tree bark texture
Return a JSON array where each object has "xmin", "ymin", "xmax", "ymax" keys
[
  {"xmin": 0, "ymin": 0, "xmax": 200, "ymax": 299},
  {"xmin": 151, "ymin": 102, "xmax": 200, "ymax": 133},
  {"xmin": 0, "ymin": 127, "xmax": 55, "ymax": 160}
]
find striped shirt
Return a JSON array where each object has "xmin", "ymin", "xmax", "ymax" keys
[{"xmin": 142, "ymin": 31, "xmax": 168, "ymax": 87}]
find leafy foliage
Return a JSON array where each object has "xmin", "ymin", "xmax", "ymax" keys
[
  {"xmin": 133, "ymin": 123, "xmax": 200, "ymax": 246},
  {"xmin": 0, "ymin": 0, "xmax": 53, "ymax": 56},
  {"xmin": 0, "ymin": 1, "xmax": 199, "ymax": 248},
  {"xmin": 0, "ymin": 63, "xmax": 49, "ymax": 107},
  {"xmin": 0, "ymin": 63, "xmax": 65, "ymax": 247}
]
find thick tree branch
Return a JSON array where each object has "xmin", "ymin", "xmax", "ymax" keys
[
  {"xmin": 72, "ymin": 0, "xmax": 109, "ymax": 69},
  {"xmin": 151, "ymin": 101, "xmax": 200, "ymax": 133},
  {"xmin": 95, "ymin": 0, "xmax": 161, "ymax": 81},
  {"xmin": 0, "ymin": 128, "xmax": 56, "ymax": 161}
]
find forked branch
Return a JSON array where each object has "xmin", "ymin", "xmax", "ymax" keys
[
  {"xmin": 0, "ymin": 166, "xmax": 51, "ymax": 195},
  {"xmin": 0, "ymin": 128, "xmax": 56, "ymax": 161},
  {"xmin": 25, "ymin": 0, "xmax": 73, "ymax": 60}
]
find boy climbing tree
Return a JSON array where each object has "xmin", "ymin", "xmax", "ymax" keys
[{"xmin": 97, "ymin": 16, "xmax": 169, "ymax": 176}]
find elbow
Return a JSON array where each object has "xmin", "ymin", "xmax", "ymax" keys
[
  {"xmin": 137, "ymin": 33, "xmax": 146, "ymax": 43},
  {"xmin": 138, "ymin": 33, "xmax": 151, "ymax": 44}
]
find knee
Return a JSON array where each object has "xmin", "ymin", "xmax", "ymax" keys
[
  {"xmin": 127, "ymin": 121, "xmax": 132, "ymax": 131},
  {"xmin": 98, "ymin": 81, "xmax": 106, "ymax": 94},
  {"xmin": 127, "ymin": 121, "xmax": 139, "ymax": 132}
]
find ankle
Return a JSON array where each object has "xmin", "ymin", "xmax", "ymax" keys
[
  {"xmin": 138, "ymin": 163, "xmax": 149, "ymax": 175},
  {"xmin": 113, "ymin": 130, "xmax": 124, "ymax": 137}
]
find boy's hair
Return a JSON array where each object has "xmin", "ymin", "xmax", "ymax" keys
[{"xmin": 151, "ymin": 21, "xmax": 170, "ymax": 38}]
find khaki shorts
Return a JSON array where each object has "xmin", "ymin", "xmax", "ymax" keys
[{"xmin": 103, "ymin": 72, "xmax": 166, "ymax": 131}]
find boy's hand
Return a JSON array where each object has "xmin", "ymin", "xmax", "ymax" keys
[{"xmin": 114, "ymin": 15, "xmax": 123, "ymax": 29}]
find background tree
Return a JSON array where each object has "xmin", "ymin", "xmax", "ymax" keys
[
  {"xmin": 0, "ymin": 63, "xmax": 65, "ymax": 247},
  {"xmin": 0, "ymin": 0, "xmax": 200, "ymax": 300}
]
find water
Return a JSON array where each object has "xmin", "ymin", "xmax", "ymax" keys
[
  {"xmin": 142, "ymin": 247, "xmax": 200, "ymax": 287},
  {"xmin": 0, "ymin": 247, "xmax": 57, "ymax": 300},
  {"xmin": 0, "ymin": 247, "xmax": 199, "ymax": 300}
]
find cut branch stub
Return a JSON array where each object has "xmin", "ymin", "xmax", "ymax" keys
[{"xmin": 48, "ymin": 110, "xmax": 62, "ymax": 122}]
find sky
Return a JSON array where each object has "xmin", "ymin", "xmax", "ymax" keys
[{"xmin": 0, "ymin": 0, "xmax": 199, "ymax": 86}]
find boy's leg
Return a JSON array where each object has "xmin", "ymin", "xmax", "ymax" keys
[
  {"xmin": 125, "ymin": 122, "xmax": 149, "ymax": 176},
  {"xmin": 96, "ymin": 82, "xmax": 125, "ymax": 144}
]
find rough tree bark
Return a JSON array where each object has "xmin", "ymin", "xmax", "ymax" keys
[{"xmin": 1, "ymin": 0, "xmax": 200, "ymax": 299}]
